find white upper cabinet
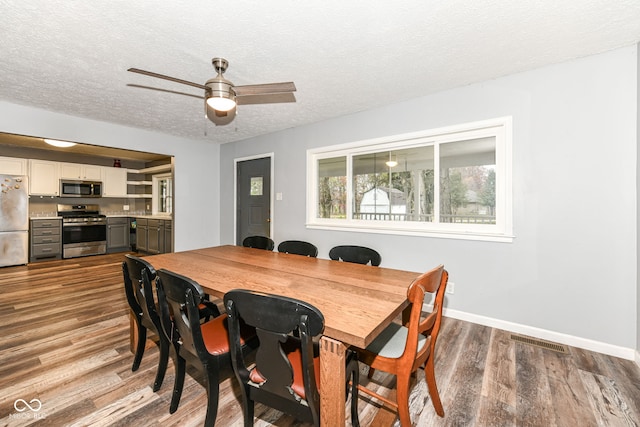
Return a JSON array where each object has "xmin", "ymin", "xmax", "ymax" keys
[
  {"xmin": 28, "ymin": 159, "xmax": 60, "ymax": 196},
  {"xmin": 28, "ymin": 159, "xmax": 129, "ymax": 198},
  {"xmin": 0, "ymin": 156, "xmax": 28, "ymax": 175},
  {"xmin": 102, "ymin": 167, "xmax": 128, "ymax": 197},
  {"xmin": 60, "ymin": 162, "xmax": 103, "ymax": 180}
]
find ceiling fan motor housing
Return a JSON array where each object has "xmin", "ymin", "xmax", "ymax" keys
[{"xmin": 205, "ymin": 76, "xmax": 236, "ymax": 110}]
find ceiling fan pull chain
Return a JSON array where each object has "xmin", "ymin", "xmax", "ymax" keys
[{"xmin": 203, "ymin": 103, "xmax": 208, "ymax": 136}]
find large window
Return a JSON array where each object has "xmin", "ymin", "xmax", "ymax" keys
[{"xmin": 307, "ymin": 117, "xmax": 512, "ymax": 241}]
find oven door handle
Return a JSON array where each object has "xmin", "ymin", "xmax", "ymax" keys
[{"xmin": 63, "ymin": 222, "xmax": 107, "ymax": 227}]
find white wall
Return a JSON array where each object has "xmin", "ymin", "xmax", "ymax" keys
[
  {"xmin": 220, "ymin": 46, "xmax": 638, "ymax": 356},
  {"xmin": 0, "ymin": 102, "xmax": 221, "ymax": 251}
]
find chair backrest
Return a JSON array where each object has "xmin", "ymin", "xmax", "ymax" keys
[
  {"xmin": 122, "ymin": 254, "xmax": 159, "ymax": 326},
  {"xmin": 156, "ymin": 268, "xmax": 210, "ymax": 361},
  {"xmin": 242, "ymin": 235, "xmax": 275, "ymax": 251},
  {"xmin": 404, "ymin": 265, "xmax": 448, "ymax": 367},
  {"xmin": 329, "ymin": 245, "xmax": 381, "ymax": 266},
  {"xmin": 224, "ymin": 289, "xmax": 324, "ymax": 425},
  {"xmin": 277, "ymin": 240, "xmax": 318, "ymax": 257}
]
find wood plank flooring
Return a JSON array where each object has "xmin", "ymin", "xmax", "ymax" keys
[{"xmin": 1, "ymin": 253, "xmax": 639, "ymax": 426}]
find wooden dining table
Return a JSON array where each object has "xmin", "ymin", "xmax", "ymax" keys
[{"xmin": 137, "ymin": 245, "xmax": 420, "ymax": 426}]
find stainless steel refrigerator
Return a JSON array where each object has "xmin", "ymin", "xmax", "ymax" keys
[{"xmin": 0, "ymin": 174, "xmax": 29, "ymax": 267}]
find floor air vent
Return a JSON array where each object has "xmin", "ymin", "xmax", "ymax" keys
[{"xmin": 510, "ymin": 334, "xmax": 567, "ymax": 354}]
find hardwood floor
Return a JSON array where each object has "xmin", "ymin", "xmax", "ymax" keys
[{"xmin": 1, "ymin": 253, "xmax": 639, "ymax": 426}]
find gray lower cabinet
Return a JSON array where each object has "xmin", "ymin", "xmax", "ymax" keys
[
  {"xmin": 135, "ymin": 217, "xmax": 172, "ymax": 254},
  {"xmin": 164, "ymin": 220, "xmax": 172, "ymax": 253},
  {"xmin": 30, "ymin": 219, "xmax": 62, "ymax": 262},
  {"xmin": 107, "ymin": 217, "xmax": 130, "ymax": 253},
  {"xmin": 146, "ymin": 219, "xmax": 164, "ymax": 254},
  {"xmin": 136, "ymin": 218, "xmax": 148, "ymax": 252}
]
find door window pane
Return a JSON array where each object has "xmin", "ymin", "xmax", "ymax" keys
[{"xmin": 250, "ymin": 177, "xmax": 263, "ymax": 196}]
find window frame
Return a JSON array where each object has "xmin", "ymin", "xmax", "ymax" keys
[
  {"xmin": 152, "ymin": 172, "xmax": 173, "ymax": 216},
  {"xmin": 306, "ymin": 117, "xmax": 513, "ymax": 242}
]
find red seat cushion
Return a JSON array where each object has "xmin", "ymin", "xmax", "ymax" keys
[
  {"xmin": 201, "ymin": 314, "xmax": 255, "ymax": 355},
  {"xmin": 198, "ymin": 302, "xmax": 211, "ymax": 311},
  {"xmin": 249, "ymin": 342, "xmax": 320, "ymax": 399}
]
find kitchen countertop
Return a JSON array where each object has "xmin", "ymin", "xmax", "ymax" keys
[
  {"xmin": 121, "ymin": 215, "xmax": 173, "ymax": 221},
  {"xmin": 29, "ymin": 214, "xmax": 173, "ymax": 220},
  {"xmin": 119, "ymin": 214, "xmax": 172, "ymax": 220}
]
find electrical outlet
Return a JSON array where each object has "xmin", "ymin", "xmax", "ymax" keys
[
  {"xmin": 123, "ymin": 205, "xmax": 129, "ymax": 211},
  {"xmin": 446, "ymin": 282, "xmax": 455, "ymax": 294}
]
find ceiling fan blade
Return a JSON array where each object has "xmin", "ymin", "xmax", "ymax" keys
[
  {"xmin": 233, "ymin": 82, "xmax": 296, "ymax": 96},
  {"xmin": 237, "ymin": 92, "xmax": 296, "ymax": 105},
  {"xmin": 127, "ymin": 84, "xmax": 204, "ymax": 100},
  {"xmin": 127, "ymin": 68, "xmax": 206, "ymax": 90}
]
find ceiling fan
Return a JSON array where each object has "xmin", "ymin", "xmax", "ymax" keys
[{"xmin": 127, "ymin": 57, "xmax": 296, "ymax": 126}]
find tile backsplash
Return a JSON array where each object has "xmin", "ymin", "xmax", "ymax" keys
[{"xmin": 29, "ymin": 197, "xmax": 149, "ymax": 216}]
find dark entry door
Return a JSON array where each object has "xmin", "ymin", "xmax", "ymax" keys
[{"xmin": 236, "ymin": 157, "xmax": 271, "ymax": 244}]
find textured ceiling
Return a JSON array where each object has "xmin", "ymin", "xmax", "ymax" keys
[{"xmin": 1, "ymin": 1, "xmax": 639, "ymax": 145}]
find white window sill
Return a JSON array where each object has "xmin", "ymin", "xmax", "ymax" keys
[{"xmin": 306, "ymin": 222, "xmax": 514, "ymax": 243}]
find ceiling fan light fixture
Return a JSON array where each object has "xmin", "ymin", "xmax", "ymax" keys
[
  {"xmin": 206, "ymin": 103, "xmax": 236, "ymax": 126},
  {"xmin": 205, "ymin": 76, "xmax": 236, "ymax": 112},
  {"xmin": 386, "ymin": 152, "xmax": 398, "ymax": 168},
  {"xmin": 206, "ymin": 94, "xmax": 236, "ymax": 112},
  {"xmin": 44, "ymin": 139, "xmax": 76, "ymax": 148}
]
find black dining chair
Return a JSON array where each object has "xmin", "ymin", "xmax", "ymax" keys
[
  {"xmin": 242, "ymin": 235, "xmax": 275, "ymax": 251},
  {"xmin": 277, "ymin": 240, "xmax": 318, "ymax": 257},
  {"xmin": 224, "ymin": 289, "xmax": 360, "ymax": 427},
  {"xmin": 329, "ymin": 245, "xmax": 382, "ymax": 266},
  {"xmin": 123, "ymin": 254, "xmax": 220, "ymax": 393},
  {"xmin": 122, "ymin": 254, "xmax": 169, "ymax": 392},
  {"xmin": 155, "ymin": 269, "xmax": 257, "ymax": 427}
]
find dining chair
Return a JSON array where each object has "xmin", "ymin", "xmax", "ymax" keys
[
  {"xmin": 277, "ymin": 240, "xmax": 318, "ymax": 257},
  {"xmin": 122, "ymin": 254, "xmax": 169, "ymax": 392},
  {"xmin": 329, "ymin": 245, "xmax": 382, "ymax": 266},
  {"xmin": 123, "ymin": 254, "xmax": 220, "ymax": 393},
  {"xmin": 355, "ymin": 264, "xmax": 448, "ymax": 426},
  {"xmin": 224, "ymin": 289, "xmax": 360, "ymax": 427},
  {"xmin": 155, "ymin": 269, "xmax": 257, "ymax": 427},
  {"xmin": 242, "ymin": 235, "xmax": 275, "ymax": 251}
]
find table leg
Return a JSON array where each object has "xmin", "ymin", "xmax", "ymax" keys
[{"xmin": 320, "ymin": 336, "xmax": 347, "ymax": 426}]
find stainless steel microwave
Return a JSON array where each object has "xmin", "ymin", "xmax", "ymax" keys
[{"xmin": 60, "ymin": 180, "xmax": 102, "ymax": 198}]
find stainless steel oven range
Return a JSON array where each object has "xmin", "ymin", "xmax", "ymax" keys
[{"xmin": 57, "ymin": 204, "xmax": 107, "ymax": 258}]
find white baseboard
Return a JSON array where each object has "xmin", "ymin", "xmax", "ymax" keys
[{"xmin": 424, "ymin": 304, "xmax": 638, "ymax": 362}]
